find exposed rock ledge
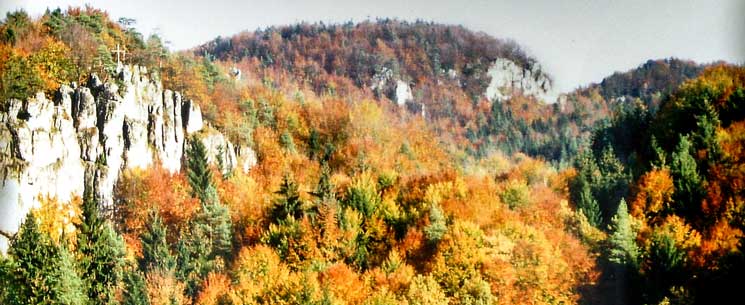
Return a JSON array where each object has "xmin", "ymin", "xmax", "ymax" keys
[
  {"xmin": 0, "ymin": 64, "xmax": 257, "ymax": 252},
  {"xmin": 485, "ymin": 58, "xmax": 556, "ymax": 103}
]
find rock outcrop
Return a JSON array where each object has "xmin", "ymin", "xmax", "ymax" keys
[
  {"xmin": 370, "ymin": 68, "xmax": 414, "ymax": 107},
  {"xmin": 484, "ymin": 58, "xmax": 556, "ymax": 103},
  {"xmin": 0, "ymin": 64, "xmax": 256, "ymax": 252}
]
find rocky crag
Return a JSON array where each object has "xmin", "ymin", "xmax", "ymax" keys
[
  {"xmin": 485, "ymin": 58, "xmax": 555, "ymax": 103},
  {"xmin": 0, "ymin": 64, "xmax": 256, "ymax": 251}
]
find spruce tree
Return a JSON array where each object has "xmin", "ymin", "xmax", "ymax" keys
[
  {"xmin": 176, "ymin": 186, "xmax": 232, "ymax": 298},
  {"xmin": 77, "ymin": 186, "xmax": 126, "ymax": 305},
  {"xmin": 670, "ymin": 135, "xmax": 703, "ymax": 215},
  {"xmin": 578, "ymin": 181, "xmax": 603, "ymax": 227},
  {"xmin": 280, "ymin": 130, "xmax": 296, "ymax": 153},
  {"xmin": 608, "ymin": 199, "xmax": 639, "ymax": 268},
  {"xmin": 5, "ymin": 213, "xmax": 88, "ymax": 305},
  {"xmin": 139, "ymin": 211, "xmax": 174, "ymax": 273},
  {"xmin": 183, "ymin": 136, "xmax": 234, "ymax": 298},
  {"xmin": 197, "ymin": 186, "xmax": 233, "ymax": 259},
  {"xmin": 570, "ymin": 150, "xmax": 603, "ymax": 227},
  {"xmin": 270, "ymin": 173, "xmax": 304, "ymax": 222},
  {"xmin": 693, "ymin": 102, "xmax": 722, "ymax": 171},
  {"xmin": 121, "ymin": 266, "xmax": 149, "ymax": 305},
  {"xmin": 187, "ymin": 136, "xmax": 212, "ymax": 204},
  {"xmin": 308, "ymin": 128, "xmax": 322, "ymax": 160},
  {"xmin": 308, "ymin": 162, "xmax": 335, "ymax": 222},
  {"xmin": 424, "ymin": 204, "xmax": 447, "ymax": 244},
  {"xmin": 596, "ymin": 145, "xmax": 631, "ymax": 223}
]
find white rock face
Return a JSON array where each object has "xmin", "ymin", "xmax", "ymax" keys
[
  {"xmin": 200, "ymin": 130, "xmax": 237, "ymax": 176},
  {"xmin": 238, "ymin": 146, "xmax": 258, "ymax": 174},
  {"xmin": 370, "ymin": 68, "xmax": 414, "ymax": 107},
  {"xmin": 0, "ymin": 92, "xmax": 85, "ymax": 251},
  {"xmin": 485, "ymin": 58, "xmax": 556, "ymax": 103},
  {"xmin": 183, "ymin": 100, "xmax": 204, "ymax": 134},
  {"xmin": 0, "ymin": 64, "xmax": 257, "ymax": 252},
  {"xmin": 395, "ymin": 80, "xmax": 413, "ymax": 107}
]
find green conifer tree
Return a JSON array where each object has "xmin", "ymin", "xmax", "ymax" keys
[
  {"xmin": 270, "ymin": 173, "xmax": 304, "ymax": 222},
  {"xmin": 187, "ymin": 136, "xmax": 212, "ymax": 204},
  {"xmin": 176, "ymin": 186, "xmax": 232, "ymax": 298},
  {"xmin": 578, "ymin": 180, "xmax": 603, "ymax": 227},
  {"xmin": 570, "ymin": 150, "xmax": 603, "ymax": 227},
  {"xmin": 280, "ymin": 130, "xmax": 297, "ymax": 153},
  {"xmin": 308, "ymin": 128, "xmax": 322, "ymax": 160},
  {"xmin": 670, "ymin": 135, "xmax": 703, "ymax": 215},
  {"xmin": 121, "ymin": 265, "xmax": 149, "ymax": 305},
  {"xmin": 139, "ymin": 211, "xmax": 174, "ymax": 273},
  {"xmin": 424, "ymin": 204, "xmax": 447, "ymax": 244},
  {"xmin": 608, "ymin": 199, "xmax": 639, "ymax": 268},
  {"xmin": 5, "ymin": 213, "xmax": 88, "ymax": 305},
  {"xmin": 76, "ymin": 186, "xmax": 126, "ymax": 305}
]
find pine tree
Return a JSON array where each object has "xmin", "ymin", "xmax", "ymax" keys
[
  {"xmin": 650, "ymin": 136, "xmax": 667, "ymax": 168},
  {"xmin": 196, "ymin": 186, "xmax": 233, "ymax": 260},
  {"xmin": 578, "ymin": 181, "xmax": 603, "ymax": 227},
  {"xmin": 570, "ymin": 151, "xmax": 603, "ymax": 227},
  {"xmin": 77, "ymin": 186, "xmax": 126, "ymax": 305},
  {"xmin": 176, "ymin": 186, "xmax": 232, "ymax": 298},
  {"xmin": 5, "ymin": 213, "xmax": 88, "ymax": 305},
  {"xmin": 424, "ymin": 204, "xmax": 447, "ymax": 244},
  {"xmin": 693, "ymin": 101, "xmax": 722, "ymax": 171},
  {"xmin": 121, "ymin": 265, "xmax": 149, "ymax": 305},
  {"xmin": 308, "ymin": 128, "xmax": 322, "ymax": 160},
  {"xmin": 270, "ymin": 173, "xmax": 304, "ymax": 222},
  {"xmin": 608, "ymin": 199, "xmax": 639, "ymax": 268},
  {"xmin": 596, "ymin": 145, "xmax": 631, "ymax": 223},
  {"xmin": 187, "ymin": 136, "xmax": 212, "ymax": 204},
  {"xmin": 280, "ymin": 130, "xmax": 296, "ymax": 153},
  {"xmin": 314, "ymin": 162, "xmax": 335, "ymax": 200},
  {"xmin": 139, "ymin": 211, "xmax": 174, "ymax": 273},
  {"xmin": 670, "ymin": 135, "xmax": 703, "ymax": 215}
]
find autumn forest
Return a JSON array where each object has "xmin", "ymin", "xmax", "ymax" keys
[{"xmin": 0, "ymin": 6, "xmax": 743, "ymax": 305}]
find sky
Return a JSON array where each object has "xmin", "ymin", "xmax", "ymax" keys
[{"xmin": 1, "ymin": 0, "xmax": 743, "ymax": 92}]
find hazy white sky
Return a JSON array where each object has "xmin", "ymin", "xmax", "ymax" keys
[{"xmin": 2, "ymin": 0, "xmax": 743, "ymax": 92}]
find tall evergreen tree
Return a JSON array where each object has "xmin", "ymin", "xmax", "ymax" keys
[
  {"xmin": 138, "ymin": 211, "xmax": 174, "ymax": 273},
  {"xmin": 77, "ymin": 186, "xmax": 126, "ymax": 305},
  {"xmin": 176, "ymin": 186, "xmax": 232, "ymax": 298},
  {"xmin": 121, "ymin": 265, "xmax": 149, "ymax": 305},
  {"xmin": 196, "ymin": 186, "xmax": 233, "ymax": 260},
  {"xmin": 308, "ymin": 128, "xmax": 322, "ymax": 160},
  {"xmin": 187, "ymin": 136, "xmax": 212, "ymax": 204},
  {"xmin": 670, "ymin": 135, "xmax": 703, "ymax": 216},
  {"xmin": 4, "ymin": 213, "xmax": 88, "ymax": 305},
  {"xmin": 314, "ymin": 163, "xmax": 335, "ymax": 202},
  {"xmin": 596, "ymin": 145, "xmax": 631, "ymax": 223},
  {"xmin": 280, "ymin": 130, "xmax": 297, "ymax": 153},
  {"xmin": 693, "ymin": 101, "xmax": 722, "ymax": 172},
  {"xmin": 570, "ymin": 150, "xmax": 603, "ymax": 227},
  {"xmin": 608, "ymin": 199, "xmax": 639, "ymax": 268},
  {"xmin": 578, "ymin": 180, "xmax": 603, "ymax": 227},
  {"xmin": 424, "ymin": 204, "xmax": 447, "ymax": 244},
  {"xmin": 270, "ymin": 173, "xmax": 304, "ymax": 222}
]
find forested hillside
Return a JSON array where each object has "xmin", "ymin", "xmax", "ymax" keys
[
  {"xmin": 0, "ymin": 6, "xmax": 742, "ymax": 305},
  {"xmin": 569, "ymin": 65, "xmax": 745, "ymax": 304}
]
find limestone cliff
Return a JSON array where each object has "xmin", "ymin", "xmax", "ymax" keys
[
  {"xmin": 0, "ymin": 64, "xmax": 256, "ymax": 252},
  {"xmin": 484, "ymin": 58, "xmax": 556, "ymax": 103}
]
